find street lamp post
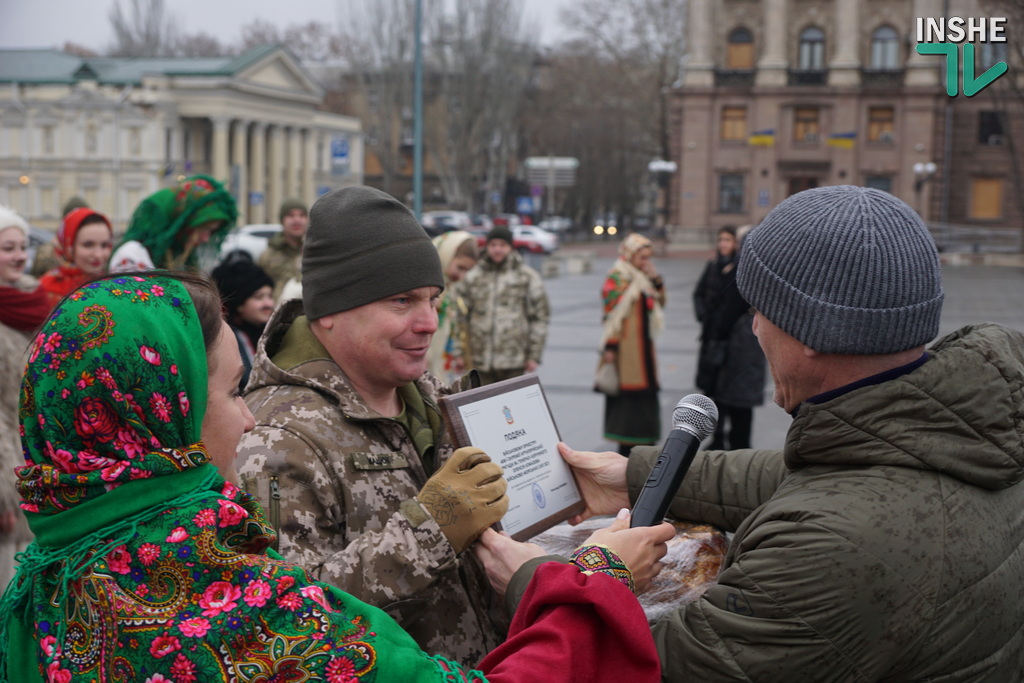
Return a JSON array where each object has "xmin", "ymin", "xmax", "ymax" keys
[
  {"xmin": 648, "ymin": 159, "xmax": 677, "ymax": 253},
  {"xmin": 913, "ymin": 161, "xmax": 937, "ymax": 218}
]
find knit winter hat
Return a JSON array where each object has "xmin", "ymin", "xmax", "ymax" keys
[
  {"xmin": 279, "ymin": 198, "xmax": 308, "ymax": 222},
  {"xmin": 302, "ymin": 186, "xmax": 444, "ymax": 320},
  {"xmin": 0, "ymin": 204, "xmax": 29, "ymax": 237},
  {"xmin": 61, "ymin": 195, "xmax": 89, "ymax": 217},
  {"xmin": 486, "ymin": 225, "xmax": 514, "ymax": 247},
  {"xmin": 736, "ymin": 185, "xmax": 944, "ymax": 354},
  {"xmin": 212, "ymin": 258, "xmax": 274, "ymax": 316}
]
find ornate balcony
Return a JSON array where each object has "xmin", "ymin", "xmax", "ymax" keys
[
  {"xmin": 860, "ymin": 68, "xmax": 905, "ymax": 88},
  {"xmin": 714, "ymin": 69, "xmax": 756, "ymax": 88},
  {"xmin": 787, "ymin": 69, "xmax": 828, "ymax": 86}
]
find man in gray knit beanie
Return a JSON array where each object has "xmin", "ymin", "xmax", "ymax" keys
[
  {"xmin": 237, "ymin": 185, "xmax": 511, "ymax": 661},
  {"xmin": 734, "ymin": 185, "xmax": 943, "ymax": 412},
  {"xmin": 545, "ymin": 183, "xmax": 1024, "ymax": 678}
]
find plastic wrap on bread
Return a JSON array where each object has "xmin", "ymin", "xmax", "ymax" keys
[{"xmin": 532, "ymin": 517, "xmax": 729, "ymax": 623}]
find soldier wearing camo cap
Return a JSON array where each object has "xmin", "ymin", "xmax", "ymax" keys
[{"xmin": 237, "ymin": 186, "xmax": 511, "ymax": 663}]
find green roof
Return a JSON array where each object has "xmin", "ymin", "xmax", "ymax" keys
[{"xmin": 0, "ymin": 44, "xmax": 287, "ymax": 85}]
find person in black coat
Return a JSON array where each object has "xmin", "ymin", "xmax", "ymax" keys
[{"xmin": 692, "ymin": 226, "xmax": 766, "ymax": 448}]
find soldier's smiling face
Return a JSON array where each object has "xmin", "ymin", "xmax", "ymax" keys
[{"xmin": 313, "ymin": 286, "xmax": 441, "ymax": 392}]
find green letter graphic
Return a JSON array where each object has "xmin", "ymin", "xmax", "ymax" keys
[
  {"xmin": 962, "ymin": 43, "xmax": 1008, "ymax": 97},
  {"xmin": 916, "ymin": 43, "xmax": 959, "ymax": 96}
]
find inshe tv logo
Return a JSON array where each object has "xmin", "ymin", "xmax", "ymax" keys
[{"xmin": 916, "ymin": 17, "xmax": 1008, "ymax": 96}]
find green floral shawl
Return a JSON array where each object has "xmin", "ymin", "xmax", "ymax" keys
[
  {"xmin": 117, "ymin": 175, "xmax": 237, "ymax": 269},
  {"xmin": 0, "ymin": 274, "xmax": 485, "ymax": 683}
]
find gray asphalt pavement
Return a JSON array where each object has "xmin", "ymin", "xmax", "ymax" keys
[{"xmin": 533, "ymin": 245, "xmax": 1024, "ymax": 454}]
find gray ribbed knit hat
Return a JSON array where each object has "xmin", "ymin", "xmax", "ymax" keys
[
  {"xmin": 736, "ymin": 185, "xmax": 943, "ymax": 354},
  {"xmin": 302, "ymin": 186, "xmax": 444, "ymax": 320}
]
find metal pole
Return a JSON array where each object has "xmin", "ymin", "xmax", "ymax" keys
[{"xmin": 413, "ymin": 0, "xmax": 424, "ymax": 220}]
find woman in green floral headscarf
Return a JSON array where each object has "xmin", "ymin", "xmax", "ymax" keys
[
  {"xmin": 0, "ymin": 271, "xmax": 669, "ymax": 682},
  {"xmin": 109, "ymin": 174, "xmax": 237, "ymax": 272}
]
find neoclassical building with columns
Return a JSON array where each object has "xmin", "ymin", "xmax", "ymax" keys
[
  {"xmin": 0, "ymin": 44, "xmax": 362, "ymax": 231},
  {"xmin": 673, "ymin": 0, "xmax": 1022, "ymax": 237}
]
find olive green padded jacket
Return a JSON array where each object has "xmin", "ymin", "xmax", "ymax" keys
[{"xmin": 627, "ymin": 323, "xmax": 1024, "ymax": 681}]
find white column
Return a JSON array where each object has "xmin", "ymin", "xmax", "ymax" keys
[
  {"xmin": 683, "ymin": 0, "xmax": 714, "ymax": 87},
  {"xmin": 756, "ymin": 0, "xmax": 788, "ymax": 86},
  {"xmin": 302, "ymin": 128, "xmax": 316, "ymax": 202},
  {"xmin": 232, "ymin": 119, "xmax": 249, "ymax": 225},
  {"xmin": 267, "ymin": 125, "xmax": 284, "ymax": 221},
  {"xmin": 249, "ymin": 122, "xmax": 266, "ymax": 224},
  {"xmin": 829, "ymin": 0, "xmax": 861, "ymax": 85},
  {"xmin": 906, "ymin": 0, "xmax": 943, "ymax": 87},
  {"xmin": 211, "ymin": 116, "xmax": 230, "ymax": 183}
]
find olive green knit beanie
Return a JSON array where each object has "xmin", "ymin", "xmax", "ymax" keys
[
  {"xmin": 302, "ymin": 186, "xmax": 444, "ymax": 320},
  {"xmin": 279, "ymin": 198, "xmax": 308, "ymax": 222},
  {"xmin": 736, "ymin": 185, "xmax": 944, "ymax": 354}
]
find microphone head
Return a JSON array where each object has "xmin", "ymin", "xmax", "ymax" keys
[{"xmin": 672, "ymin": 394, "xmax": 719, "ymax": 441}]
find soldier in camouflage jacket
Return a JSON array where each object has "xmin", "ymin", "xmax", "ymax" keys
[
  {"xmin": 237, "ymin": 187, "xmax": 509, "ymax": 666},
  {"xmin": 453, "ymin": 228, "xmax": 550, "ymax": 385},
  {"xmin": 257, "ymin": 198, "xmax": 307, "ymax": 301}
]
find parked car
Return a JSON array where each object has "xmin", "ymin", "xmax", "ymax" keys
[
  {"xmin": 537, "ymin": 215, "xmax": 572, "ymax": 234},
  {"xmin": 514, "ymin": 226, "xmax": 559, "ymax": 254},
  {"xmin": 473, "ymin": 225, "xmax": 559, "ymax": 255},
  {"xmin": 469, "ymin": 213, "xmax": 493, "ymax": 232},
  {"xmin": 218, "ymin": 223, "xmax": 281, "ymax": 262},
  {"xmin": 492, "ymin": 213, "xmax": 523, "ymax": 229},
  {"xmin": 421, "ymin": 210, "xmax": 471, "ymax": 237}
]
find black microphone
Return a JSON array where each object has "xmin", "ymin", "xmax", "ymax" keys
[{"xmin": 630, "ymin": 394, "xmax": 719, "ymax": 528}]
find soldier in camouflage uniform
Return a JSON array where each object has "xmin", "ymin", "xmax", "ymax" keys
[
  {"xmin": 453, "ymin": 226, "xmax": 550, "ymax": 385},
  {"xmin": 238, "ymin": 186, "xmax": 510, "ymax": 665},
  {"xmin": 258, "ymin": 198, "xmax": 307, "ymax": 301}
]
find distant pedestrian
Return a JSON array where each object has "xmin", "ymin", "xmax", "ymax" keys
[
  {"xmin": 109, "ymin": 174, "xmax": 237, "ymax": 272},
  {"xmin": 598, "ymin": 233, "xmax": 666, "ymax": 455},
  {"xmin": 211, "ymin": 253, "xmax": 276, "ymax": 390},
  {"xmin": 259, "ymin": 198, "xmax": 308, "ymax": 301},
  {"xmin": 0, "ymin": 204, "xmax": 46, "ymax": 592},
  {"xmin": 427, "ymin": 230, "xmax": 478, "ymax": 384},
  {"xmin": 38, "ymin": 207, "xmax": 113, "ymax": 307},
  {"xmin": 694, "ymin": 226, "xmax": 766, "ymax": 448},
  {"xmin": 456, "ymin": 225, "xmax": 550, "ymax": 385}
]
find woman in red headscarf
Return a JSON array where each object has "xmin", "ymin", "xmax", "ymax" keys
[{"xmin": 38, "ymin": 207, "xmax": 113, "ymax": 307}]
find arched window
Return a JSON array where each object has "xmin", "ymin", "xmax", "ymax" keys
[
  {"xmin": 798, "ymin": 26, "xmax": 825, "ymax": 70},
  {"xmin": 727, "ymin": 27, "xmax": 754, "ymax": 69},
  {"xmin": 871, "ymin": 26, "xmax": 900, "ymax": 69}
]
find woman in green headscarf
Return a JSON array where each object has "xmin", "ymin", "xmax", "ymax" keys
[
  {"xmin": 0, "ymin": 272, "xmax": 671, "ymax": 682},
  {"xmin": 109, "ymin": 174, "xmax": 237, "ymax": 272}
]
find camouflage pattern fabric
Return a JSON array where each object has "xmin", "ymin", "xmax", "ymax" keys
[
  {"xmin": 454, "ymin": 251, "xmax": 550, "ymax": 373},
  {"xmin": 237, "ymin": 300, "xmax": 507, "ymax": 665},
  {"xmin": 257, "ymin": 232, "xmax": 302, "ymax": 301}
]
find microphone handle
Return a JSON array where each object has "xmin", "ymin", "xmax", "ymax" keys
[{"xmin": 630, "ymin": 428, "xmax": 700, "ymax": 527}]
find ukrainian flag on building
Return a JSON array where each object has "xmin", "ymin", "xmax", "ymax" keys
[
  {"xmin": 748, "ymin": 129, "xmax": 775, "ymax": 146},
  {"xmin": 828, "ymin": 132, "xmax": 857, "ymax": 149}
]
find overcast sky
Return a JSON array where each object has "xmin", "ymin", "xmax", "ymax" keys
[{"xmin": 0, "ymin": 0, "xmax": 573, "ymax": 53}]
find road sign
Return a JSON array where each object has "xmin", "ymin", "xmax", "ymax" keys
[
  {"xmin": 516, "ymin": 196, "xmax": 535, "ymax": 214},
  {"xmin": 524, "ymin": 157, "xmax": 579, "ymax": 187}
]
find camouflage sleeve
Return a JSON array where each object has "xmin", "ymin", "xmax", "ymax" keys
[
  {"xmin": 524, "ymin": 270, "xmax": 550, "ymax": 364},
  {"xmin": 237, "ymin": 425, "xmax": 459, "ymax": 607}
]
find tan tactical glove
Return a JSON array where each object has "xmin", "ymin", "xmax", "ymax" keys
[{"xmin": 417, "ymin": 447, "xmax": 509, "ymax": 554}]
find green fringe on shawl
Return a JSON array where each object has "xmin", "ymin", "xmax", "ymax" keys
[{"xmin": 0, "ymin": 466, "xmax": 222, "ymax": 678}]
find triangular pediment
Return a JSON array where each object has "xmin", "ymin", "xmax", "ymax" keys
[{"xmin": 233, "ymin": 47, "xmax": 322, "ymax": 99}]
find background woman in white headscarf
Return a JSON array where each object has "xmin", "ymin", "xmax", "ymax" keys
[
  {"xmin": 597, "ymin": 233, "xmax": 666, "ymax": 455},
  {"xmin": 427, "ymin": 230, "xmax": 479, "ymax": 384}
]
